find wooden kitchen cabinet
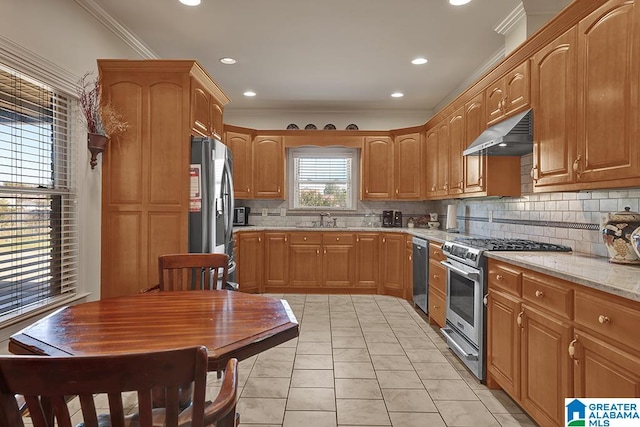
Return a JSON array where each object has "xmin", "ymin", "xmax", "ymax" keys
[
  {"xmin": 322, "ymin": 233, "xmax": 355, "ymax": 287},
  {"xmin": 436, "ymin": 121, "xmax": 450, "ymax": 197},
  {"xmin": 463, "ymin": 93, "xmax": 486, "ymax": 194},
  {"xmin": 487, "ymin": 258, "xmax": 640, "ymax": 427},
  {"xmin": 428, "ymin": 242, "xmax": 447, "ymax": 327},
  {"xmin": 253, "ymin": 135, "xmax": 284, "ymax": 199},
  {"xmin": 575, "ymin": 0, "xmax": 640, "ymax": 186},
  {"xmin": 531, "ymin": 26, "xmax": 578, "ymax": 189},
  {"xmin": 380, "ymin": 233, "xmax": 405, "ymax": 298},
  {"xmin": 289, "ymin": 232, "xmax": 322, "ymax": 287},
  {"xmin": 354, "ymin": 233, "xmax": 379, "ymax": 290},
  {"xmin": 98, "ymin": 60, "xmax": 229, "ymax": 298},
  {"xmin": 236, "ymin": 231, "xmax": 263, "ymax": 293},
  {"xmin": 224, "ymin": 125, "xmax": 254, "ymax": 199},
  {"xmin": 393, "ymin": 130, "xmax": 422, "ymax": 200},
  {"xmin": 447, "ymin": 107, "xmax": 465, "ymax": 196},
  {"xmin": 424, "ymin": 127, "xmax": 439, "ymax": 199},
  {"xmin": 485, "ymin": 61, "xmax": 530, "ymax": 127},
  {"xmin": 264, "ymin": 232, "xmax": 289, "ymax": 287},
  {"xmin": 362, "ymin": 136, "xmax": 393, "ymax": 200},
  {"xmin": 191, "ymin": 76, "xmax": 226, "ymax": 140}
]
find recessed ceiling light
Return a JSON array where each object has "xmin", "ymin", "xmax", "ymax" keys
[
  {"xmin": 179, "ymin": 0, "xmax": 201, "ymax": 6},
  {"xmin": 220, "ymin": 57, "xmax": 236, "ymax": 65},
  {"xmin": 391, "ymin": 92, "xmax": 404, "ymax": 98},
  {"xmin": 244, "ymin": 91, "xmax": 256, "ymax": 97},
  {"xmin": 411, "ymin": 57, "xmax": 428, "ymax": 65},
  {"xmin": 450, "ymin": 0, "xmax": 472, "ymax": 5}
]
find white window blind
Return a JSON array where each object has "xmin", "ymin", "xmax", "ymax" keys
[
  {"xmin": 290, "ymin": 148, "xmax": 357, "ymax": 210},
  {"xmin": 0, "ymin": 63, "xmax": 77, "ymax": 321}
]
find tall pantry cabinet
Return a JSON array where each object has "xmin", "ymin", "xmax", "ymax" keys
[{"xmin": 98, "ymin": 60, "xmax": 230, "ymax": 298}]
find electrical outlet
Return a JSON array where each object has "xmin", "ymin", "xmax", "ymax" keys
[
  {"xmin": 262, "ymin": 208, "xmax": 268, "ymax": 217},
  {"xmin": 280, "ymin": 208, "xmax": 287, "ymax": 217},
  {"xmin": 488, "ymin": 211, "xmax": 493, "ymax": 223}
]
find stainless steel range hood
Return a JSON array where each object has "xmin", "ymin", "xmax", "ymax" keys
[{"xmin": 463, "ymin": 109, "xmax": 533, "ymax": 156}]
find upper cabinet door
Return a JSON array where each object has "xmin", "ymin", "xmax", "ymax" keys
[
  {"xmin": 425, "ymin": 128, "xmax": 438, "ymax": 199},
  {"xmin": 464, "ymin": 92, "xmax": 486, "ymax": 194},
  {"xmin": 576, "ymin": 0, "xmax": 640, "ymax": 183},
  {"xmin": 225, "ymin": 129, "xmax": 253, "ymax": 199},
  {"xmin": 394, "ymin": 132, "xmax": 422, "ymax": 200},
  {"xmin": 436, "ymin": 121, "xmax": 449, "ymax": 197},
  {"xmin": 362, "ymin": 136, "xmax": 393, "ymax": 200},
  {"xmin": 486, "ymin": 62, "xmax": 530, "ymax": 126},
  {"xmin": 448, "ymin": 107, "xmax": 465, "ymax": 196},
  {"xmin": 253, "ymin": 136, "xmax": 284, "ymax": 199},
  {"xmin": 531, "ymin": 26, "xmax": 578, "ymax": 189},
  {"xmin": 191, "ymin": 80, "xmax": 211, "ymax": 137}
]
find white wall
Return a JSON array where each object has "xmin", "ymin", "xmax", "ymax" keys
[{"xmin": 1, "ymin": 0, "xmax": 143, "ymax": 303}]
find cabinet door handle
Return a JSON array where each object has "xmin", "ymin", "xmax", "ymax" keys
[
  {"xmin": 383, "ymin": 238, "xmax": 386, "ymax": 243},
  {"xmin": 516, "ymin": 311, "xmax": 524, "ymax": 328},
  {"xmin": 247, "ymin": 187, "xmax": 250, "ymax": 192},
  {"xmin": 444, "ymin": 182, "xmax": 448, "ymax": 191},
  {"xmin": 598, "ymin": 314, "xmax": 611, "ymax": 324},
  {"xmin": 277, "ymin": 185, "xmax": 281, "ymax": 193},
  {"xmin": 568, "ymin": 337, "xmax": 579, "ymax": 364},
  {"xmin": 396, "ymin": 188, "xmax": 399, "ymax": 194},
  {"xmin": 531, "ymin": 166, "xmax": 539, "ymax": 183},
  {"xmin": 356, "ymin": 237, "xmax": 360, "ymax": 243},
  {"xmin": 284, "ymin": 237, "xmax": 288, "ymax": 242},
  {"xmin": 409, "ymin": 255, "xmax": 412, "ymax": 261},
  {"xmin": 496, "ymin": 274, "xmax": 504, "ymax": 281},
  {"xmin": 316, "ymin": 249, "xmax": 320, "ymax": 255},
  {"xmin": 431, "ymin": 185, "xmax": 436, "ymax": 192},
  {"xmin": 324, "ymin": 249, "xmax": 327, "ymax": 254},
  {"xmin": 478, "ymin": 176, "xmax": 483, "ymax": 188},
  {"xmin": 433, "ymin": 274, "xmax": 439, "ymax": 280},
  {"xmin": 366, "ymin": 187, "xmax": 369, "ymax": 194},
  {"xmin": 572, "ymin": 155, "xmax": 582, "ymax": 179},
  {"xmin": 535, "ymin": 290, "xmax": 544, "ymax": 298},
  {"xmin": 258, "ymin": 237, "xmax": 261, "ymax": 242},
  {"xmin": 303, "ymin": 237, "xmax": 307, "ymax": 241}
]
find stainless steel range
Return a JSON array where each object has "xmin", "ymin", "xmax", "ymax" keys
[{"xmin": 440, "ymin": 238, "xmax": 572, "ymax": 381}]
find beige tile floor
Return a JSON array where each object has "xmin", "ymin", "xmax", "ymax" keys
[{"xmin": 22, "ymin": 293, "xmax": 538, "ymax": 427}]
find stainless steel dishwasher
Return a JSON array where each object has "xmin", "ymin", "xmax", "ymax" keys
[{"xmin": 412, "ymin": 237, "xmax": 428, "ymax": 313}]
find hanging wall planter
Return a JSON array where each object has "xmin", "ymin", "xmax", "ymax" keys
[{"xmin": 87, "ymin": 133, "xmax": 108, "ymax": 169}]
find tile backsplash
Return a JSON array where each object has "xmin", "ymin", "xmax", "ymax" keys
[{"xmin": 237, "ymin": 154, "xmax": 639, "ymax": 258}]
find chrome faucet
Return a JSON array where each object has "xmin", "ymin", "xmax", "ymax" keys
[{"xmin": 319, "ymin": 212, "xmax": 331, "ymax": 227}]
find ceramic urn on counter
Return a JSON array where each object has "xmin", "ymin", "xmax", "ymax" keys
[{"xmin": 602, "ymin": 207, "xmax": 640, "ymax": 264}]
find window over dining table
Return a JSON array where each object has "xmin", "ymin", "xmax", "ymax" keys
[{"xmin": 0, "ymin": 62, "xmax": 77, "ymax": 322}]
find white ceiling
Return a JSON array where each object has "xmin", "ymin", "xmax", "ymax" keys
[{"xmin": 86, "ymin": 0, "xmax": 546, "ymax": 113}]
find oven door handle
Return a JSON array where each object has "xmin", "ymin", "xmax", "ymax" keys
[{"xmin": 440, "ymin": 261, "xmax": 479, "ymax": 281}]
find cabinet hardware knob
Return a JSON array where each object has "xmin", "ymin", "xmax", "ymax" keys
[
  {"xmin": 531, "ymin": 166, "xmax": 539, "ymax": 183},
  {"xmin": 303, "ymin": 237, "xmax": 307, "ymax": 241},
  {"xmin": 496, "ymin": 274, "xmax": 504, "ymax": 281},
  {"xmin": 357, "ymin": 237, "xmax": 360, "ymax": 243},
  {"xmin": 479, "ymin": 176, "xmax": 484, "ymax": 187},
  {"xmin": 258, "ymin": 237, "xmax": 261, "ymax": 242},
  {"xmin": 431, "ymin": 185, "xmax": 436, "ymax": 192},
  {"xmin": 409, "ymin": 255, "xmax": 412, "ymax": 261},
  {"xmin": 324, "ymin": 249, "xmax": 327, "ymax": 254},
  {"xmin": 598, "ymin": 315, "xmax": 610, "ymax": 324},
  {"xmin": 383, "ymin": 238, "xmax": 386, "ymax": 243},
  {"xmin": 396, "ymin": 188, "xmax": 399, "ymax": 194},
  {"xmin": 433, "ymin": 305, "xmax": 440, "ymax": 309},
  {"xmin": 366, "ymin": 187, "xmax": 369, "ymax": 194},
  {"xmin": 317, "ymin": 249, "xmax": 320, "ymax": 255},
  {"xmin": 247, "ymin": 187, "xmax": 250, "ymax": 192},
  {"xmin": 568, "ymin": 337, "xmax": 579, "ymax": 364},
  {"xmin": 517, "ymin": 311, "xmax": 524, "ymax": 328},
  {"xmin": 433, "ymin": 274, "xmax": 439, "ymax": 279},
  {"xmin": 336, "ymin": 237, "xmax": 340, "ymax": 241},
  {"xmin": 285, "ymin": 237, "xmax": 288, "ymax": 242},
  {"xmin": 535, "ymin": 290, "xmax": 544, "ymax": 298}
]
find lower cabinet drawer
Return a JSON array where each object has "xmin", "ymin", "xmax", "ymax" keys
[
  {"xmin": 429, "ymin": 260, "xmax": 446, "ymax": 294},
  {"xmin": 429, "ymin": 288, "xmax": 446, "ymax": 328},
  {"xmin": 522, "ymin": 272, "xmax": 573, "ymax": 320},
  {"xmin": 575, "ymin": 288, "xmax": 640, "ymax": 351}
]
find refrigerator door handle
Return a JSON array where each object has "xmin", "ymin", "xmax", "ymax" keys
[{"xmin": 222, "ymin": 156, "xmax": 234, "ymax": 247}]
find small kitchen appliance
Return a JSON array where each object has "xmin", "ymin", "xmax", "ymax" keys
[
  {"xmin": 233, "ymin": 207, "xmax": 250, "ymax": 226},
  {"xmin": 382, "ymin": 210, "xmax": 394, "ymax": 227},
  {"xmin": 393, "ymin": 211, "xmax": 403, "ymax": 227}
]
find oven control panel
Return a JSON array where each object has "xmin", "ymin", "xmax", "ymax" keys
[{"xmin": 442, "ymin": 241, "xmax": 483, "ymax": 267}]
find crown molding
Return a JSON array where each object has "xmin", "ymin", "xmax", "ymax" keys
[
  {"xmin": 494, "ymin": 3, "xmax": 526, "ymax": 35},
  {"xmin": 73, "ymin": 0, "xmax": 159, "ymax": 59},
  {"xmin": 0, "ymin": 35, "xmax": 81, "ymax": 96}
]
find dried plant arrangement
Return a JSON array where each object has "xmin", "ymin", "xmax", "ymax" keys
[{"xmin": 78, "ymin": 72, "xmax": 129, "ymax": 137}]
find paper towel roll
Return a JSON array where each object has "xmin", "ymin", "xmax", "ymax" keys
[{"xmin": 446, "ymin": 204, "xmax": 458, "ymax": 231}]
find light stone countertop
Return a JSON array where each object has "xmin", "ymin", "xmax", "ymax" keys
[{"xmin": 234, "ymin": 226, "xmax": 640, "ymax": 302}]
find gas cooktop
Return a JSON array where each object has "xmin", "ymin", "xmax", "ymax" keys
[
  {"xmin": 442, "ymin": 238, "xmax": 572, "ymax": 268},
  {"xmin": 453, "ymin": 238, "xmax": 573, "ymax": 252}
]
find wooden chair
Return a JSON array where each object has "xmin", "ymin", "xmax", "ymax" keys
[
  {"xmin": 157, "ymin": 253, "xmax": 230, "ymax": 292},
  {"xmin": 0, "ymin": 347, "xmax": 239, "ymax": 427}
]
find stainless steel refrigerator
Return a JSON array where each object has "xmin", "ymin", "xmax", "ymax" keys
[{"xmin": 189, "ymin": 136, "xmax": 236, "ymax": 286}]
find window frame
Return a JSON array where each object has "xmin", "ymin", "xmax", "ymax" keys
[
  {"xmin": 287, "ymin": 146, "xmax": 359, "ymax": 211},
  {"xmin": 0, "ymin": 56, "xmax": 78, "ymax": 325}
]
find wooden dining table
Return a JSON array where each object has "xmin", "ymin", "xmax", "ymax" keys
[{"xmin": 9, "ymin": 290, "xmax": 299, "ymax": 371}]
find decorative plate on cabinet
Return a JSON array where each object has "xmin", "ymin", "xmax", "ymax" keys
[
  {"xmin": 286, "ymin": 123, "xmax": 299, "ymax": 130},
  {"xmin": 323, "ymin": 124, "xmax": 336, "ymax": 130},
  {"xmin": 346, "ymin": 123, "xmax": 359, "ymax": 130},
  {"xmin": 304, "ymin": 124, "xmax": 317, "ymax": 130}
]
